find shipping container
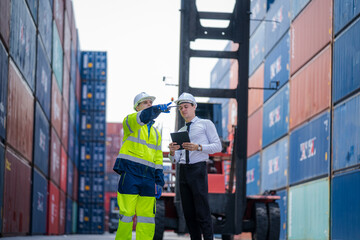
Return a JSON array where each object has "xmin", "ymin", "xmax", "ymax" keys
[
  {"xmin": 91, "ymin": 204, "xmax": 105, "ymax": 233},
  {"xmin": 78, "ymin": 203, "xmax": 91, "ymax": 233},
  {"xmin": 73, "ymin": 164, "xmax": 79, "ymax": 201},
  {"xmin": 59, "ymin": 190, "xmax": 66, "ymax": 234},
  {"xmin": 38, "ymin": 0, "xmax": 52, "ymax": 61},
  {"xmin": 94, "ymin": 80, "xmax": 107, "ymax": 111},
  {"xmin": 65, "ymin": 196, "xmax": 73, "ymax": 234},
  {"xmin": 106, "ymin": 152, "xmax": 118, "ymax": 173},
  {"xmin": 7, "ymin": 60, "xmax": 34, "ymax": 162},
  {"xmin": 67, "ymin": 159, "xmax": 74, "ymax": 198},
  {"xmin": 247, "ymin": 107, "xmax": 262, "ymax": 157},
  {"xmin": 3, "ymin": 148, "xmax": 31, "ymax": 235},
  {"xmin": 248, "ymin": 63, "xmax": 263, "ymax": 116},
  {"xmin": 106, "ymin": 135, "xmax": 122, "ymax": 155},
  {"xmin": 289, "ymin": 111, "xmax": 330, "ymax": 185},
  {"xmin": 95, "ymin": 52, "xmax": 107, "ymax": 80},
  {"xmin": 290, "ymin": 0, "xmax": 332, "ymax": 75},
  {"xmin": 72, "ymin": 201, "xmax": 78, "ymax": 233},
  {"xmin": 105, "ymin": 173, "xmax": 120, "ymax": 192},
  {"xmin": 334, "ymin": 0, "xmax": 360, "ymax": 35},
  {"xmin": 81, "ymin": 80, "xmax": 94, "ymax": 110},
  {"xmin": 35, "ymin": 36, "xmax": 52, "ymax": 120},
  {"xmin": 61, "ymin": 104, "xmax": 69, "ymax": 151},
  {"xmin": 52, "ymin": 21, "xmax": 63, "ymax": 92},
  {"xmin": 105, "ymin": 192, "xmax": 118, "ymax": 213},
  {"xmin": 221, "ymin": 101, "xmax": 229, "ymax": 140},
  {"xmin": 288, "ymin": 178, "xmax": 329, "ymax": 239},
  {"xmin": 93, "ymin": 112, "xmax": 106, "ymax": 141},
  {"xmin": 75, "ymin": 100, "xmax": 81, "ymax": 134},
  {"xmin": 290, "ymin": 45, "xmax": 331, "ymax": 129},
  {"xmin": 50, "ymin": 127, "xmax": 61, "ymax": 186},
  {"xmin": 51, "ymin": 74, "xmax": 62, "ymax": 136},
  {"xmin": 333, "ymin": 93, "xmax": 360, "ymax": 171},
  {"xmin": 26, "ymin": 0, "xmax": 37, "ymax": 24},
  {"xmin": 10, "ymin": 0, "xmax": 36, "ymax": 91},
  {"xmin": 92, "ymin": 173, "xmax": 105, "ymax": 203},
  {"xmin": 264, "ymin": 0, "xmax": 290, "ymax": 55},
  {"xmin": 264, "ymin": 31, "xmax": 290, "ymax": 102},
  {"xmin": 63, "ymin": 61, "xmax": 70, "ymax": 108},
  {"xmin": 250, "ymin": 0, "xmax": 266, "ymax": 36},
  {"xmin": 0, "ymin": 143, "xmax": 5, "ymax": 233},
  {"xmin": 80, "ymin": 141, "xmax": 92, "ymax": 173},
  {"xmin": 107, "ymin": 122, "xmax": 123, "ymax": 136},
  {"xmin": 33, "ymin": 101, "xmax": 50, "ymax": 177},
  {"xmin": 64, "ymin": 13, "xmax": 71, "ymax": 69},
  {"xmin": 76, "ymin": 63, "xmax": 81, "ymax": 105},
  {"xmin": 53, "ymin": 0, "xmax": 64, "ymax": 45},
  {"xmin": 68, "ymin": 122, "xmax": 75, "ymax": 161},
  {"xmin": 332, "ymin": 170, "xmax": 360, "ymax": 239},
  {"xmin": 47, "ymin": 180, "xmax": 60, "ymax": 235},
  {"xmin": 0, "ymin": 41, "xmax": 8, "ymax": 140},
  {"xmin": 81, "ymin": 51, "xmax": 95, "ymax": 80},
  {"xmin": 69, "ymin": 80, "xmax": 76, "ymax": 124},
  {"xmin": 0, "ymin": 0, "xmax": 11, "ymax": 48},
  {"xmin": 249, "ymin": 21, "xmax": 265, "ymax": 76},
  {"xmin": 262, "ymin": 83, "xmax": 289, "ymax": 148},
  {"xmin": 31, "ymin": 168, "xmax": 48, "ymax": 234},
  {"xmin": 291, "ymin": 0, "xmax": 310, "ymax": 21},
  {"xmin": 333, "ymin": 17, "xmax": 360, "ymax": 104},
  {"xmin": 276, "ymin": 189, "xmax": 287, "ymax": 240},
  {"xmin": 60, "ymin": 146, "xmax": 68, "ymax": 193},
  {"xmin": 70, "ymin": 45, "xmax": 76, "ymax": 83},
  {"xmin": 79, "ymin": 173, "xmax": 92, "ymax": 203},
  {"xmin": 210, "ymin": 60, "xmax": 231, "ymax": 90},
  {"xmin": 93, "ymin": 142, "xmax": 105, "ymax": 172},
  {"xmin": 246, "ymin": 153, "xmax": 260, "ymax": 195},
  {"xmin": 261, "ymin": 136, "xmax": 288, "ymax": 192}
]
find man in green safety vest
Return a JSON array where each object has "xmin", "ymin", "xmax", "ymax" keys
[{"xmin": 113, "ymin": 92, "xmax": 171, "ymax": 240}]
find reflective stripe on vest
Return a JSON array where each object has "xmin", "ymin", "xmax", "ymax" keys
[
  {"xmin": 136, "ymin": 216, "xmax": 155, "ymax": 224},
  {"xmin": 125, "ymin": 136, "xmax": 161, "ymax": 151},
  {"xmin": 119, "ymin": 214, "xmax": 134, "ymax": 223},
  {"xmin": 117, "ymin": 154, "xmax": 164, "ymax": 170}
]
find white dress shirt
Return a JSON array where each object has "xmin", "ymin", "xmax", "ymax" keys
[{"xmin": 169, "ymin": 116, "xmax": 222, "ymax": 164}]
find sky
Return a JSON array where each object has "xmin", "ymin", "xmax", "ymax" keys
[{"xmin": 72, "ymin": 0, "xmax": 235, "ymax": 147}]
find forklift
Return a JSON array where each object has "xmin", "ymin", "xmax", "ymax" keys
[{"xmin": 154, "ymin": 0, "xmax": 281, "ymax": 239}]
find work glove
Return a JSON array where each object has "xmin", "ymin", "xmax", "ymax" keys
[
  {"xmin": 155, "ymin": 185, "xmax": 163, "ymax": 199},
  {"xmin": 157, "ymin": 102, "xmax": 172, "ymax": 113}
]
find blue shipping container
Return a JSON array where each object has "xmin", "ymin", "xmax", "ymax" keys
[
  {"xmin": 33, "ymin": 102, "xmax": 50, "ymax": 177},
  {"xmin": 35, "ymin": 36, "xmax": 52, "ymax": 120},
  {"xmin": 81, "ymin": 80, "xmax": 94, "ymax": 110},
  {"xmin": 264, "ymin": 0, "xmax": 290, "ymax": 55},
  {"xmin": 80, "ymin": 141, "xmax": 92, "ymax": 173},
  {"xmin": 91, "ymin": 204, "xmax": 104, "ymax": 233},
  {"xmin": 250, "ymin": 0, "xmax": 266, "ymax": 36},
  {"xmin": 333, "ymin": 93, "xmax": 360, "ymax": 170},
  {"xmin": 68, "ymin": 122, "xmax": 75, "ymax": 161},
  {"xmin": 79, "ymin": 173, "xmax": 92, "ymax": 203},
  {"xmin": 94, "ymin": 81, "xmax": 107, "ymax": 111},
  {"xmin": 261, "ymin": 136, "xmax": 288, "ymax": 191},
  {"xmin": 10, "ymin": 0, "xmax": 36, "ymax": 91},
  {"xmin": 74, "ymin": 135, "xmax": 80, "ymax": 168},
  {"xmin": 69, "ymin": 78, "xmax": 76, "ymax": 124},
  {"xmin": 332, "ymin": 170, "xmax": 360, "ymax": 239},
  {"xmin": 262, "ymin": 83, "xmax": 289, "ymax": 148},
  {"xmin": 105, "ymin": 173, "xmax": 120, "ymax": 192},
  {"xmin": 93, "ymin": 112, "xmax": 106, "ymax": 141},
  {"xmin": 0, "ymin": 143, "xmax": 4, "ymax": 233},
  {"xmin": 210, "ymin": 43, "xmax": 231, "ymax": 89},
  {"xmin": 80, "ymin": 111, "xmax": 93, "ymax": 140},
  {"xmin": 246, "ymin": 153, "xmax": 261, "ymax": 195},
  {"xmin": 93, "ymin": 142, "xmax": 105, "ymax": 172},
  {"xmin": 26, "ymin": 0, "xmax": 38, "ymax": 25},
  {"xmin": 31, "ymin": 168, "xmax": 48, "ymax": 234},
  {"xmin": 81, "ymin": 51, "xmax": 95, "ymax": 80},
  {"xmin": 333, "ymin": 17, "xmax": 360, "ymax": 103},
  {"xmin": 52, "ymin": 20, "xmax": 63, "ymax": 93},
  {"xmin": 291, "ymin": 0, "xmax": 310, "ymax": 21},
  {"xmin": 276, "ymin": 189, "xmax": 287, "ymax": 240},
  {"xmin": 221, "ymin": 101, "xmax": 228, "ymax": 140},
  {"xmin": 70, "ymin": 45, "xmax": 76, "ymax": 83},
  {"xmin": 94, "ymin": 52, "xmax": 107, "ymax": 80},
  {"xmin": 78, "ymin": 203, "xmax": 91, "ymax": 233},
  {"xmin": 92, "ymin": 174, "xmax": 104, "ymax": 203},
  {"xmin": 264, "ymin": 30, "xmax": 290, "ymax": 102},
  {"xmin": 67, "ymin": 160, "xmax": 73, "ymax": 198},
  {"xmin": 37, "ymin": 0, "xmax": 52, "ymax": 61},
  {"xmin": 334, "ymin": 0, "xmax": 360, "ymax": 35},
  {"xmin": 65, "ymin": 196, "xmax": 73, "ymax": 234},
  {"xmin": 75, "ymin": 101, "xmax": 81, "ymax": 134},
  {"xmin": 0, "ymin": 41, "xmax": 8, "ymax": 140},
  {"xmin": 249, "ymin": 21, "xmax": 265, "ymax": 76},
  {"xmin": 289, "ymin": 111, "xmax": 330, "ymax": 185}
]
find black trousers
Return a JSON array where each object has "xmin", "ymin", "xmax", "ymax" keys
[{"xmin": 179, "ymin": 162, "xmax": 213, "ymax": 240}]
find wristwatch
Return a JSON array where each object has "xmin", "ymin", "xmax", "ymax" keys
[{"xmin": 197, "ymin": 144, "xmax": 202, "ymax": 151}]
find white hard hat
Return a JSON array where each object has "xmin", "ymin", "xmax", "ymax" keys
[
  {"xmin": 174, "ymin": 92, "xmax": 197, "ymax": 107},
  {"xmin": 133, "ymin": 92, "xmax": 156, "ymax": 111}
]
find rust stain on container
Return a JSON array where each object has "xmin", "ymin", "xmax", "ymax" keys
[
  {"xmin": 290, "ymin": 0, "xmax": 332, "ymax": 75},
  {"xmin": 290, "ymin": 45, "xmax": 331, "ymax": 130},
  {"xmin": 7, "ymin": 60, "xmax": 34, "ymax": 162},
  {"xmin": 3, "ymin": 147, "xmax": 31, "ymax": 235},
  {"xmin": 247, "ymin": 107, "xmax": 263, "ymax": 157},
  {"xmin": 248, "ymin": 63, "xmax": 264, "ymax": 116},
  {"xmin": 51, "ymin": 74, "xmax": 62, "ymax": 137}
]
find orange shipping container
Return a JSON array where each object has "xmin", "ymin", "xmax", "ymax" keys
[
  {"xmin": 290, "ymin": 0, "xmax": 332, "ymax": 75},
  {"xmin": 290, "ymin": 45, "xmax": 331, "ymax": 130},
  {"xmin": 247, "ymin": 107, "xmax": 263, "ymax": 157},
  {"xmin": 7, "ymin": 61, "xmax": 34, "ymax": 162},
  {"xmin": 248, "ymin": 63, "xmax": 264, "ymax": 116}
]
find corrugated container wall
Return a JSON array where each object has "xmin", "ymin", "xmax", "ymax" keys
[
  {"xmin": 332, "ymin": 17, "xmax": 360, "ymax": 104},
  {"xmin": 52, "ymin": 21, "xmax": 63, "ymax": 93},
  {"xmin": 289, "ymin": 45, "xmax": 331, "ymax": 130},
  {"xmin": 0, "ymin": 0, "xmax": 11, "ymax": 48},
  {"xmin": 246, "ymin": 153, "xmax": 260, "ymax": 195},
  {"xmin": 0, "ymin": 143, "xmax": 4, "ymax": 233},
  {"xmin": 276, "ymin": 189, "xmax": 287, "ymax": 240},
  {"xmin": 248, "ymin": 63, "xmax": 263, "ymax": 116},
  {"xmin": 290, "ymin": 0, "xmax": 310, "ymax": 21},
  {"xmin": 250, "ymin": 0, "xmax": 266, "ymax": 36},
  {"xmin": 31, "ymin": 168, "xmax": 48, "ymax": 234},
  {"xmin": 26, "ymin": 0, "xmax": 37, "ymax": 25},
  {"xmin": 290, "ymin": 0, "xmax": 332, "ymax": 75},
  {"xmin": 47, "ymin": 181, "xmax": 60, "ymax": 235},
  {"xmin": 249, "ymin": 21, "xmax": 265, "ymax": 76},
  {"xmin": 51, "ymin": 74, "xmax": 62, "ymax": 136},
  {"xmin": 247, "ymin": 107, "xmax": 262, "ymax": 157},
  {"xmin": 50, "ymin": 127, "xmax": 61, "ymax": 186},
  {"xmin": 53, "ymin": 0, "xmax": 64, "ymax": 45},
  {"xmin": 38, "ymin": 0, "xmax": 52, "ymax": 61},
  {"xmin": 333, "ymin": 0, "xmax": 360, "ymax": 35},
  {"xmin": 0, "ymin": 41, "xmax": 8, "ymax": 140}
]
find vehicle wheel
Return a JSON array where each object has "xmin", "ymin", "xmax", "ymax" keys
[
  {"xmin": 252, "ymin": 202, "xmax": 268, "ymax": 240},
  {"xmin": 154, "ymin": 199, "xmax": 165, "ymax": 240},
  {"xmin": 222, "ymin": 234, "xmax": 234, "ymax": 240},
  {"xmin": 267, "ymin": 202, "xmax": 280, "ymax": 240}
]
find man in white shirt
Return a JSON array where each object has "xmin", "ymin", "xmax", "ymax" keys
[{"xmin": 168, "ymin": 92, "xmax": 222, "ymax": 240}]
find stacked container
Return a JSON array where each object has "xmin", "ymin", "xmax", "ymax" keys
[{"xmin": 78, "ymin": 51, "xmax": 107, "ymax": 234}]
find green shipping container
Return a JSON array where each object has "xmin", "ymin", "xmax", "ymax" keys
[
  {"xmin": 288, "ymin": 178, "xmax": 329, "ymax": 239},
  {"xmin": 72, "ymin": 201, "xmax": 78, "ymax": 233},
  {"xmin": 52, "ymin": 21, "xmax": 63, "ymax": 93}
]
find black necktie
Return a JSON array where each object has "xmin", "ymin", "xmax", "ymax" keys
[{"xmin": 185, "ymin": 122, "xmax": 192, "ymax": 164}]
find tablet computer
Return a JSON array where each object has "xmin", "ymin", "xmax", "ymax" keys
[{"xmin": 170, "ymin": 131, "xmax": 190, "ymax": 150}]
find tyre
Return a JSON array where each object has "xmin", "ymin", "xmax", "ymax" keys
[
  {"xmin": 267, "ymin": 202, "xmax": 280, "ymax": 240},
  {"xmin": 252, "ymin": 202, "xmax": 268, "ymax": 240},
  {"xmin": 154, "ymin": 199, "xmax": 165, "ymax": 240}
]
